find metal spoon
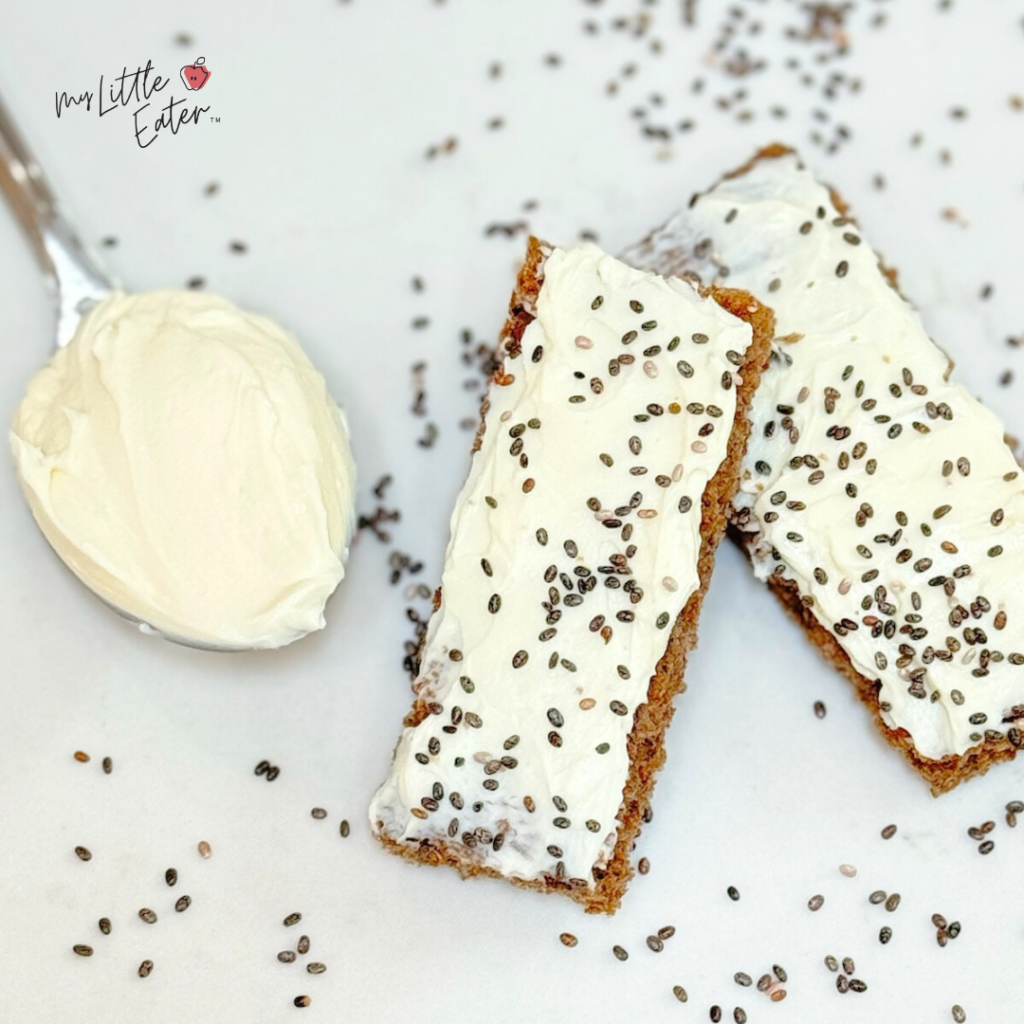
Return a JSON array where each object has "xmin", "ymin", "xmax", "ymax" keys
[
  {"xmin": 0, "ymin": 94, "xmax": 114, "ymax": 346},
  {"xmin": 0, "ymin": 93, "xmax": 237, "ymax": 651}
]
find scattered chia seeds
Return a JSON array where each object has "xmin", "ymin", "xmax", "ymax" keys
[
  {"xmin": 808, "ymin": 894, "xmax": 824, "ymax": 911},
  {"xmin": 559, "ymin": 932, "xmax": 578, "ymax": 948},
  {"xmin": 138, "ymin": 908, "xmax": 157, "ymax": 924},
  {"xmin": 16, "ymin": 14, "xmax": 1024, "ymax": 1024},
  {"xmin": 73, "ymin": 944, "xmax": 93, "ymax": 957},
  {"xmin": 284, "ymin": 913, "xmax": 302, "ymax": 927},
  {"xmin": 138, "ymin": 959, "xmax": 153, "ymax": 978},
  {"xmin": 74, "ymin": 846, "xmax": 92, "ymax": 861},
  {"xmin": 298, "ymin": 935, "xmax": 310, "ymax": 955},
  {"xmin": 359, "ymin": 507, "xmax": 402, "ymax": 544},
  {"xmin": 612, "ymin": 945, "xmax": 629, "ymax": 961},
  {"xmin": 165, "ymin": 868, "xmax": 178, "ymax": 887}
]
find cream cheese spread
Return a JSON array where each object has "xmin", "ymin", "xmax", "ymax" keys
[
  {"xmin": 370, "ymin": 243, "xmax": 753, "ymax": 884},
  {"xmin": 10, "ymin": 289, "xmax": 356, "ymax": 650},
  {"xmin": 626, "ymin": 150, "xmax": 1024, "ymax": 761}
]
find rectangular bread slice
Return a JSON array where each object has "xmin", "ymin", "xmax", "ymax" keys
[
  {"xmin": 625, "ymin": 145, "xmax": 1024, "ymax": 795},
  {"xmin": 370, "ymin": 237, "xmax": 773, "ymax": 912}
]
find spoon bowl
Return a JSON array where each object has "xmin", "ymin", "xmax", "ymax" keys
[{"xmin": 0, "ymin": 93, "xmax": 248, "ymax": 652}]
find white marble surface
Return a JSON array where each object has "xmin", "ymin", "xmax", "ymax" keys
[{"xmin": 1, "ymin": 1, "xmax": 1022, "ymax": 1021}]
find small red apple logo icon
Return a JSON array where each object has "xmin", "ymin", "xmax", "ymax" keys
[{"xmin": 180, "ymin": 57, "xmax": 211, "ymax": 91}]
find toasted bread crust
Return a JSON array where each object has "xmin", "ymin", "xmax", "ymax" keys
[{"xmin": 762, "ymin": 569, "xmax": 1017, "ymax": 795}]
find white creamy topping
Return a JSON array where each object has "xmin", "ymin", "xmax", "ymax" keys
[
  {"xmin": 10, "ymin": 290, "xmax": 356, "ymax": 650},
  {"xmin": 371, "ymin": 243, "xmax": 752, "ymax": 884},
  {"xmin": 625, "ymin": 151, "xmax": 1024, "ymax": 761}
]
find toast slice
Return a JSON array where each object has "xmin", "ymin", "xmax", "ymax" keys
[
  {"xmin": 626, "ymin": 146, "xmax": 1024, "ymax": 794},
  {"xmin": 370, "ymin": 237, "xmax": 772, "ymax": 911}
]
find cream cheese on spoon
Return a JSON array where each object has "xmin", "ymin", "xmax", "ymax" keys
[{"xmin": 10, "ymin": 289, "xmax": 356, "ymax": 650}]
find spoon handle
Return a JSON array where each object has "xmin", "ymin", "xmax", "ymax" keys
[
  {"xmin": 0, "ymin": 92, "xmax": 58, "ymax": 263},
  {"xmin": 0, "ymin": 92, "xmax": 114, "ymax": 345}
]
